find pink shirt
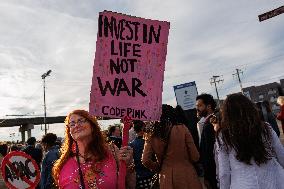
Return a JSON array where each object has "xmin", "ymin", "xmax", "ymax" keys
[{"xmin": 59, "ymin": 152, "xmax": 118, "ymax": 189}]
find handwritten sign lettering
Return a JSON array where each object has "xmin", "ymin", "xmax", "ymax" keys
[{"xmin": 90, "ymin": 11, "xmax": 170, "ymax": 120}]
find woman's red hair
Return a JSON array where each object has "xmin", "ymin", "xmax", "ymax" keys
[{"xmin": 52, "ymin": 110, "xmax": 108, "ymax": 185}]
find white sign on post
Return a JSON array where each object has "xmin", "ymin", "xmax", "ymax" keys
[{"xmin": 173, "ymin": 81, "xmax": 198, "ymax": 110}]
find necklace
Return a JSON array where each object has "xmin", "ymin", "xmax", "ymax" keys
[{"xmin": 78, "ymin": 152, "xmax": 92, "ymax": 161}]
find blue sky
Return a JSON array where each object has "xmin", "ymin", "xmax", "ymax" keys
[{"xmin": 0, "ymin": 0, "xmax": 284, "ymax": 141}]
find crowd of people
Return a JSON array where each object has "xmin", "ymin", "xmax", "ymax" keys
[
  {"xmin": 0, "ymin": 133, "xmax": 62, "ymax": 189},
  {"xmin": 0, "ymin": 94, "xmax": 284, "ymax": 189}
]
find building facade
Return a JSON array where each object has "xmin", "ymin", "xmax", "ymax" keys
[
  {"xmin": 243, "ymin": 80, "xmax": 284, "ymax": 113},
  {"xmin": 280, "ymin": 79, "xmax": 284, "ymax": 95}
]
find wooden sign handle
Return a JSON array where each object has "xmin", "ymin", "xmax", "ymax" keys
[
  {"xmin": 118, "ymin": 115, "xmax": 132, "ymax": 189},
  {"xmin": 122, "ymin": 116, "xmax": 132, "ymax": 146}
]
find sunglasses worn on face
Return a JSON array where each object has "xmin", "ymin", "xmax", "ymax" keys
[{"xmin": 68, "ymin": 118, "xmax": 88, "ymax": 128}]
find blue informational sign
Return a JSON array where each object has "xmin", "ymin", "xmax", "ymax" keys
[{"xmin": 173, "ymin": 81, "xmax": 198, "ymax": 110}]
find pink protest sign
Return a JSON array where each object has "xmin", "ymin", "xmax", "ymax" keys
[{"xmin": 89, "ymin": 11, "xmax": 170, "ymax": 121}]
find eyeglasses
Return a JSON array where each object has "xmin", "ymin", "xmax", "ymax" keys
[{"xmin": 68, "ymin": 118, "xmax": 88, "ymax": 128}]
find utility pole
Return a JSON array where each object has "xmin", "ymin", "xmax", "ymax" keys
[
  {"xmin": 41, "ymin": 70, "xmax": 52, "ymax": 135},
  {"xmin": 210, "ymin": 75, "xmax": 223, "ymax": 108},
  {"xmin": 233, "ymin": 68, "xmax": 244, "ymax": 93}
]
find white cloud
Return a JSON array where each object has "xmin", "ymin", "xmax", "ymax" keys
[{"xmin": 0, "ymin": 0, "xmax": 284, "ymax": 141}]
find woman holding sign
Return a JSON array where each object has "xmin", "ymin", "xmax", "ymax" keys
[
  {"xmin": 142, "ymin": 105, "xmax": 202, "ymax": 189},
  {"xmin": 52, "ymin": 110, "xmax": 135, "ymax": 189}
]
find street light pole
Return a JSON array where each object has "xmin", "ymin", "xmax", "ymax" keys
[
  {"xmin": 43, "ymin": 77, "xmax": 47, "ymax": 134},
  {"xmin": 41, "ymin": 70, "xmax": 52, "ymax": 135}
]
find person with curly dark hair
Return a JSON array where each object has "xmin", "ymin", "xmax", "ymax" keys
[
  {"xmin": 215, "ymin": 94, "xmax": 284, "ymax": 189},
  {"xmin": 142, "ymin": 104, "xmax": 202, "ymax": 189}
]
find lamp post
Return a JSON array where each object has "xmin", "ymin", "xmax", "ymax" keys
[{"xmin": 41, "ymin": 70, "xmax": 52, "ymax": 135}]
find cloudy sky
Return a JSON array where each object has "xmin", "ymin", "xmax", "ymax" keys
[{"xmin": 0, "ymin": 0, "xmax": 284, "ymax": 141}]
